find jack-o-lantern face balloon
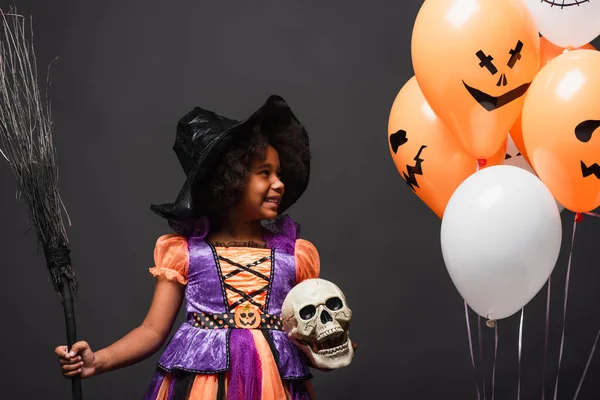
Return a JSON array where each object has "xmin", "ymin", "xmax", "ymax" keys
[
  {"xmin": 412, "ymin": 0, "xmax": 540, "ymax": 159},
  {"xmin": 522, "ymin": 49, "xmax": 600, "ymax": 212},
  {"xmin": 509, "ymin": 38, "xmax": 595, "ymax": 162},
  {"xmin": 524, "ymin": 0, "xmax": 600, "ymax": 48},
  {"xmin": 387, "ymin": 76, "xmax": 505, "ymax": 218}
]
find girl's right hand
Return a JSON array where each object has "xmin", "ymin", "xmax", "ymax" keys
[{"xmin": 55, "ymin": 341, "xmax": 97, "ymax": 379}]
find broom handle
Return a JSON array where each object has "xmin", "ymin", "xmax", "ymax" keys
[{"xmin": 60, "ymin": 280, "xmax": 83, "ymax": 400}]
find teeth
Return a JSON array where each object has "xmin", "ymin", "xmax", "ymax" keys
[
  {"xmin": 317, "ymin": 327, "xmax": 344, "ymax": 342},
  {"xmin": 300, "ymin": 330, "xmax": 349, "ymax": 355},
  {"xmin": 317, "ymin": 342, "xmax": 349, "ymax": 356},
  {"xmin": 315, "ymin": 332, "xmax": 347, "ymax": 352}
]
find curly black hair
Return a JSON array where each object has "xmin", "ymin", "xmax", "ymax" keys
[{"xmin": 194, "ymin": 119, "xmax": 310, "ymax": 228}]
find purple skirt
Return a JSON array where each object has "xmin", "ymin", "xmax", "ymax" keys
[{"xmin": 143, "ymin": 329, "xmax": 313, "ymax": 400}]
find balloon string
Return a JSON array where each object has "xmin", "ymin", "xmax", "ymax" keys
[
  {"xmin": 491, "ymin": 322, "xmax": 498, "ymax": 400},
  {"xmin": 572, "ymin": 210, "xmax": 600, "ymax": 398},
  {"xmin": 465, "ymin": 301, "xmax": 482, "ymax": 400},
  {"xmin": 573, "ymin": 325, "xmax": 600, "ymax": 399},
  {"xmin": 542, "ymin": 276, "xmax": 552, "ymax": 400},
  {"xmin": 478, "ymin": 316, "xmax": 487, "ymax": 400},
  {"xmin": 552, "ymin": 217, "xmax": 578, "ymax": 400},
  {"xmin": 518, "ymin": 308, "xmax": 524, "ymax": 400}
]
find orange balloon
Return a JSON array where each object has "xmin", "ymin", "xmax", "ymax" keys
[
  {"xmin": 388, "ymin": 76, "xmax": 484, "ymax": 218},
  {"xmin": 522, "ymin": 49, "xmax": 600, "ymax": 213},
  {"xmin": 510, "ymin": 38, "xmax": 596, "ymax": 162},
  {"xmin": 484, "ymin": 138, "xmax": 507, "ymax": 169},
  {"xmin": 411, "ymin": 0, "xmax": 540, "ymax": 159},
  {"xmin": 540, "ymin": 37, "xmax": 596, "ymax": 67},
  {"xmin": 509, "ymin": 115, "xmax": 529, "ymax": 163}
]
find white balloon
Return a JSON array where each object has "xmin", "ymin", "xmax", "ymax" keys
[
  {"xmin": 505, "ymin": 134, "xmax": 565, "ymax": 212},
  {"xmin": 523, "ymin": 0, "xmax": 600, "ymax": 48},
  {"xmin": 441, "ymin": 165, "xmax": 562, "ymax": 320}
]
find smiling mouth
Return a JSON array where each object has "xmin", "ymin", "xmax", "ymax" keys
[
  {"xmin": 463, "ymin": 81, "xmax": 530, "ymax": 112},
  {"xmin": 542, "ymin": 0, "xmax": 589, "ymax": 7},
  {"xmin": 240, "ymin": 318, "xmax": 256, "ymax": 326},
  {"xmin": 264, "ymin": 197, "xmax": 280, "ymax": 206}
]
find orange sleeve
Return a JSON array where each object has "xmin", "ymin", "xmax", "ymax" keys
[
  {"xmin": 148, "ymin": 234, "xmax": 189, "ymax": 285},
  {"xmin": 295, "ymin": 239, "xmax": 320, "ymax": 283}
]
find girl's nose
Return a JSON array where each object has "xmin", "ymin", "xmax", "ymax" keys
[{"xmin": 272, "ymin": 177, "xmax": 284, "ymax": 191}]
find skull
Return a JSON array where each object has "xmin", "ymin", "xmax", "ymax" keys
[{"xmin": 282, "ymin": 278, "xmax": 354, "ymax": 369}]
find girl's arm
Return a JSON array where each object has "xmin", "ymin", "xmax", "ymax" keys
[{"xmin": 56, "ymin": 276, "xmax": 184, "ymax": 378}]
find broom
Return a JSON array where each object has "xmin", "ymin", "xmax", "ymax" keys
[{"xmin": 0, "ymin": 10, "xmax": 82, "ymax": 400}]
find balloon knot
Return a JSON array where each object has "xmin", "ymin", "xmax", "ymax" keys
[
  {"xmin": 486, "ymin": 319, "xmax": 496, "ymax": 328},
  {"xmin": 575, "ymin": 212, "xmax": 583, "ymax": 223},
  {"xmin": 477, "ymin": 159, "xmax": 487, "ymax": 168}
]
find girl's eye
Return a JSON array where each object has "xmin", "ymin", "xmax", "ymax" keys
[{"xmin": 260, "ymin": 170, "xmax": 269, "ymax": 176}]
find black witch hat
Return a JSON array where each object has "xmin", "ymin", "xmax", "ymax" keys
[{"xmin": 150, "ymin": 95, "xmax": 310, "ymax": 221}]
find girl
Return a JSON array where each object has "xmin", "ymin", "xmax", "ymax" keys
[{"xmin": 55, "ymin": 95, "xmax": 320, "ymax": 399}]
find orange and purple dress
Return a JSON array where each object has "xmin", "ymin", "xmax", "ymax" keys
[{"xmin": 143, "ymin": 216, "xmax": 319, "ymax": 400}]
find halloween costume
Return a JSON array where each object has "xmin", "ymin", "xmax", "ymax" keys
[{"xmin": 143, "ymin": 96, "xmax": 317, "ymax": 400}]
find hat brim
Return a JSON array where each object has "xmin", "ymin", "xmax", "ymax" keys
[{"xmin": 151, "ymin": 95, "xmax": 310, "ymax": 221}]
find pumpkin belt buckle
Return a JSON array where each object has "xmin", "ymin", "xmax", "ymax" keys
[{"xmin": 234, "ymin": 303, "xmax": 262, "ymax": 329}]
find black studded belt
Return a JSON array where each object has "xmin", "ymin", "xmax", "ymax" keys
[{"xmin": 191, "ymin": 304, "xmax": 284, "ymax": 331}]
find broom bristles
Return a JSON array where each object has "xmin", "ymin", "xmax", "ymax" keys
[{"xmin": 0, "ymin": 9, "xmax": 75, "ymax": 295}]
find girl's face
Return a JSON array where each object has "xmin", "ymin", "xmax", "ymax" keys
[{"xmin": 234, "ymin": 144, "xmax": 284, "ymax": 221}]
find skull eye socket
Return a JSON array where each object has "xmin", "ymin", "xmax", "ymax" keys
[
  {"xmin": 325, "ymin": 297, "xmax": 343, "ymax": 311},
  {"xmin": 299, "ymin": 305, "xmax": 316, "ymax": 320}
]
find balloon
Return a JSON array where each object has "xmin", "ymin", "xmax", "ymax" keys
[
  {"xmin": 539, "ymin": 36, "xmax": 596, "ymax": 66},
  {"xmin": 387, "ymin": 76, "xmax": 480, "ymax": 218},
  {"xmin": 522, "ymin": 49, "xmax": 600, "ymax": 213},
  {"xmin": 441, "ymin": 165, "xmax": 562, "ymax": 320},
  {"xmin": 509, "ymin": 38, "xmax": 596, "ymax": 160},
  {"xmin": 523, "ymin": 0, "xmax": 600, "ymax": 49},
  {"xmin": 483, "ymin": 139, "xmax": 507, "ymax": 169},
  {"xmin": 411, "ymin": 0, "xmax": 540, "ymax": 159},
  {"xmin": 509, "ymin": 116, "xmax": 529, "ymax": 163},
  {"xmin": 504, "ymin": 135, "xmax": 565, "ymax": 212},
  {"xmin": 504, "ymin": 134, "xmax": 534, "ymax": 172}
]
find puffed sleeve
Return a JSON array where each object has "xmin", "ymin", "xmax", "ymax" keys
[
  {"xmin": 295, "ymin": 239, "xmax": 320, "ymax": 284},
  {"xmin": 148, "ymin": 234, "xmax": 189, "ymax": 285}
]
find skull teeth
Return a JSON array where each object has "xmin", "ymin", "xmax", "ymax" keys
[
  {"xmin": 310, "ymin": 331, "xmax": 347, "ymax": 353},
  {"xmin": 317, "ymin": 341, "xmax": 349, "ymax": 356},
  {"xmin": 317, "ymin": 327, "xmax": 344, "ymax": 342}
]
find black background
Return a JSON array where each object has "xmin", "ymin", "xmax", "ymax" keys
[{"xmin": 1, "ymin": 1, "xmax": 600, "ymax": 398}]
